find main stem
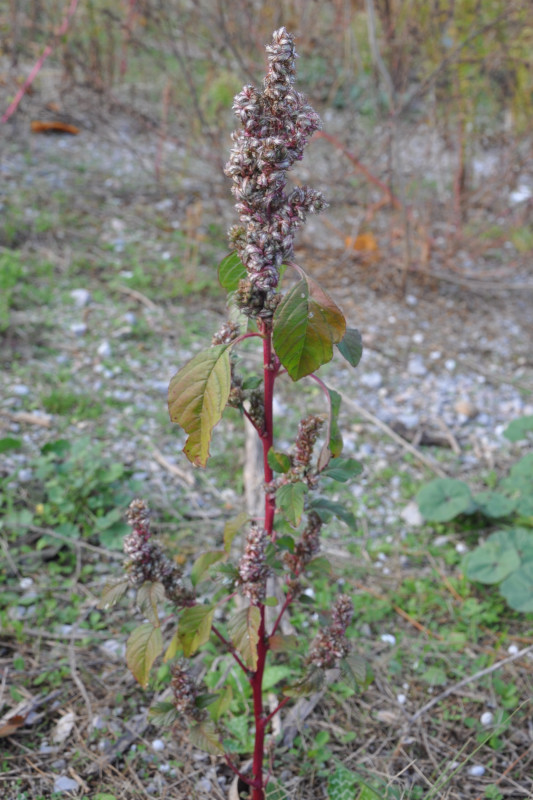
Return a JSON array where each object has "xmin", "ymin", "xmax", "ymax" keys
[{"xmin": 249, "ymin": 319, "xmax": 277, "ymax": 800}]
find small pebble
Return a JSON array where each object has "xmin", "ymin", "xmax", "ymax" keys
[
  {"xmin": 53, "ymin": 776, "xmax": 78, "ymax": 793},
  {"xmin": 408, "ymin": 355, "xmax": 427, "ymax": 377},
  {"xmin": 397, "ymin": 693, "xmax": 407, "ymax": 705},
  {"xmin": 480, "ymin": 711, "xmax": 494, "ymax": 726},
  {"xmin": 381, "ymin": 633, "xmax": 396, "ymax": 645},
  {"xmin": 455, "ymin": 542, "xmax": 468, "ymax": 554},
  {"xmin": 507, "ymin": 644, "xmax": 519, "ymax": 655},
  {"xmin": 70, "ymin": 288, "xmax": 91, "ymax": 308},
  {"xmin": 406, "ymin": 294, "xmax": 418, "ymax": 306},
  {"xmin": 412, "ymin": 332, "xmax": 424, "ymax": 344},
  {"xmin": 97, "ymin": 340, "xmax": 111, "ymax": 358},
  {"xmin": 151, "ymin": 738, "xmax": 165, "ymax": 751},
  {"xmin": 19, "ymin": 577, "xmax": 33, "ymax": 590},
  {"xmin": 400, "ymin": 502, "xmax": 424, "ymax": 527},
  {"xmin": 468, "ymin": 765, "xmax": 485, "ymax": 777},
  {"xmin": 12, "ymin": 384, "xmax": 30, "ymax": 396},
  {"xmin": 445, "ymin": 358, "xmax": 456, "ymax": 371},
  {"xmin": 70, "ymin": 322, "xmax": 87, "ymax": 337}
]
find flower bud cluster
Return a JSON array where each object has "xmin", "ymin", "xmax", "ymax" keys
[
  {"xmin": 171, "ymin": 661, "xmax": 205, "ymax": 721},
  {"xmin": 225, "ymin": 27, "xmax": 327, "ymax": 315},
  {"xmin": 307, "ymin": 594, "xmax": 354, "ymax": 669},
  {"xmin": 284, "ymin": 511, "xmax": 322, "ymax": 577},
  {"xmin": 266, "ymin": 414, "xmax": 324, "ymax": 497},
  {"xmin": 211, "ymin": 320, "xmax": 241, "ymax": 346},
  {"xmin": 123, "ymin": 499, "xmax": 192, "ymax": 607},
  {"xmin": 238, "ymin": 523, "xmax": 270, "ymax": 605}
]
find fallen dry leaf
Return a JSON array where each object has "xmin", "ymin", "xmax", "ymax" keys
[
  {"xmin": 31, "ymin": 120, "xmax": 80, "ymax": 135},
  {"xmin": 52, "ymin": 711, "xmax": 76, "ymax": 744},
  {"xmin": 0, "ymin": 715, "xmax": 26, "ymax": 738}
]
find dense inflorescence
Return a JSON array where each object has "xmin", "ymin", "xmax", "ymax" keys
[
  {"xmin": 307, "ymin": 594, "xmax": 354, "ymax": 669},
  {"xmin": 171, "ymin": 661, "xmax": 205, "ymax": 721},
  {"xmin": 224, "ymin": 27, "xmax": 327, "ymax": 314},
  {"xmin": 238, "ymin": 523, "xmax": 270, "ymax": 605}
]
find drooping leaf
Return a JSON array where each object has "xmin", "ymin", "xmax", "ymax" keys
[
  {"xmin": 190, "ymin": 550, "xmax": 227, "ymax": 586},
  {"xmin": 317, "ymin": 386, "xmax": 343, "ymax": 471},
  {"xmin": 276, "ymin": 482, "xmax": 306, "ymax": 526},
  {"xmin": 189, "ymin": 721, "xmax": 224, "ymax": 754},
  {"xmin": 267, "ymin": 448, "xmax": 291, "ymax": 474},
  {"xmin": 321, "ymin": 458, "xmax": 363, "ymax": 482},
  {"xmin": 137, "ymin": 581, "xmax": 165, "ymax": 625},
  {"xmin": 126, "ymin": 623, "xmax": 163, "ymax": 687},
  {"xmin": 178, "ymin": 605, "xmax": 215, "ymax": 657},
  {"xmin": 283, "ymin": 667, "xmax": 325, "ymax": 697},
  {"xmin": 340, "ymin": 653, "xmax": 372, "ymax": 689},
  {"xmin": 218, "ymin": 252, "xmax": 247, "ymax": 291},
  {"xmin": 163, "ymin": 629, "xmax": 180, "ymax": 662},
  {"xmin": 228, "ymin": 606, "xmax": 260, "ymax": 670},
  {"xmin": 309, "ymin": 497, "xmax": 356, "ymax": 528},
  {"xmin": 206, "ymin": 685, "xmax": 233, "ymax": 722},
  {"xmin": 463, "ymin": 531, "xmax": 521, "ymax": 584},
  {"xmin": 336, "ymin": 327, "xmax": 363, "ymax": 368},
  {"xmin": 99, "ymin": 578, "xmax": 129, "ymax": 610},
  {"xmin": 168, "ymin": 344, "xmax": 231, "ymax": 467},
  {"xmin": 223, "ymin": 511, "xmax": 248, "ymax": 554},
  {"xmin": 500, "ymin": 563, "xmax": 533, "ymax": 612},
  {"xmin": 273, "ymin": 276, "xmax": 346, "ymax": 381},
  {"xmin": 268, "ymin": 633, "xmax": 300, "ymax": 652},
  {"xmin": 503, "ymin": 415, "xmax": 533, "ymax": 442},
  {"xmin": 149, "ymin": 701, "xmax": 179, "ymax": 727},
  {"xmin": 416, "ymin": 478, "xmax": 474, "ymax": 522}
]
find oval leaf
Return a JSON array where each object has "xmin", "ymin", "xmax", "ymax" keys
[
  {"xmin": 321, "ymin": 458, "xmax": 363, "ymax": 482},
  {"xmin": 336, "ymin": 327, "xmax": 363, "ymax": 368},
  {"xmin": 416, "ymin": 479, "xmax": 474, "ymax": 522},
  {"xmin": 500, "ymin": 563, "xmax": 533, "ymax": 612},
  {"xmin": 273, "ymin": 277, "xmax": 346, "ymax": 381},
  {"xmin": 126, "ymin": 623, "xmax": 163, "ymax": 687},
  {"xmin": 473, "ymin": 491, "xmax": 516, "ymax": 519},
  {"xmin": 137, "ymin": 581, "xmax": 165, "ymax": 625},
  {"xmin": 178, "ymin": 605, "xmax": 215, "ymax": 657},
  {"xmin": 463, "ymin": 531, "xmax": 520, "ymax": 584},
  {"xmin": 189, "ymin": 721, "xmax": 224, "ymax": 754},
  {"xmin": 168, "ymin": 344, "xmax": 231, "ymax": 467},
  {"xmin": 218, "ymin": 252, "xmax": 247, "ymax": 291},
  {"xmin": 228, "ymin": 606, "xmax": 260, "ymax": 670},
  {"xmin": 223, "ymin": 511, "xmax": 249, "ymax": 554},
  {"xmin": 503, "ymin": 415, "xmax": 533, "ymax": 442},
  {"xmin": 99, "ymin": 578, "xmax": 129, "ymax": 610},
  {"xmin": 276, "ymin": 482, "xmax": 306, "ymax": 527},
  {"xmin": 267, "ymin": 448, "xmax": 291, "ymax": 474}
]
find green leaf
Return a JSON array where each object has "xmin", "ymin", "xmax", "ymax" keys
[
  {"xmin": 463, "ymin": 531, "xmax": 521, "ymax": 584},
  {"xmin": 218, "ymin": 252, "xmax": 247, "ymax": 291},
  {"xmin": 228, "ymin": 606, "xmax": 260, "ymax": 670},
  {"xmin": 510, "ymin": 453, "xmax": 533, "ymax": 480},
  {"xmin": 267, "ymin": 448, "xmax": 291, "ymax": 474},
  {"xmin": 189, "ymin": 721, "xmax": 224, "ymax": 754},
  {"xmin": 178, "ymin": 605, "xmax": 215, "ymax": 657},
  {"xmin": 137, "ymin": 581, "xmax": 165, "ymax": 625},
  {"xmin": 191, "ymin": 550, "xmax": 227, "ymax": 586},
  {"xmin": 305, "ymin": 556, "xmax": 332, "ymax": 576},
  {"xmin": 508, "ymin": 528, "xmax": 533, "ymax": 563},
  {"xmin": 309, "ymin": 497, "xmax": 356, "ymax": 528},
  {"xmin": 207, "ymin": 685, "xmax": 233, "ymax": 722},
  {"xmin": 168, "ymin": 344, "xmax": 231, "ymax": 467},
  {"xmin": 268, "ymin": 633, "xmax": 299, "ymax": 652},
  {"xmin": 126, "ymin": 623, "xmax": 163, "ymax": 687},
  {"xmin": 273, "ymin": 276, "xmax": 346, "ymax": 381},
  {"xmin": 276, "ymin": 482, "xmax": 306, "ymax": 526},
  {"xmin": 340, "ymin": 653, "xmax": 372, "ymax": 689},
  {"xmin": 322, "ymin": 458, "xmax": 363, "ymax": 482},
  {"xmin": 473, "ymin": 492, "xmax": 516, "ymax": 518},
  {"xmin": 262, "ymin": 665, "xmax": 293, "ymax": 690},
  {"xmin": 336, "ymin": 327, "xmax": 363, "ymax": 368},
  {"xmin": 265, "ymin": 781, "xmax": 289, "ymax": 800},
  {"xmin": 223, "ymin": 511, "xmax": 248, "ymax": 554},
  {"xmin": 328, "ymin": 766, "xmax": 358, "ymax": 800},
  {"xmin": 416, "ymin": 478, "xmax": 474, "ymax": 522},
  {"xmin": 503, "ymin": 415, "xmax": 533, "ymax": 442},
  {"xmin": 163, "ymin": 629, "xmax": 180, "ymax": 662},
  {"xmin": 263, "ymin": 596, "xmax": 279, "ymax": 607},
  {"xmin": 318, "ymin": 387, "xmax": 343, "ymax": 471},
  {"xmin": 99, "ymin": 578, "xmax": 129, "ymax": 610},
  {"xmin": 421, "ymin": 665, "xmax": 447, "ymax": 686},
  {"xmin": 0, "ymin": 437, "xmax": 22, "ymax": 454},
  {"xmin": 149, "ymin": 701, "xmax": 179, "ymax": 727},
  {"xmin": 500, "ymin": 563, "xmax": 533, "ymax": 612},
  {"xmin": 283, "ymin": 667, "xmax": 325, "ymax": 697}
]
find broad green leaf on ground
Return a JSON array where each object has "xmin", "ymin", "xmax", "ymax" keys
[
  {"xmin": 509, "ymin": 453, "xmax": 533, "ymax": 481},
  {"xmin": 178, "ymin": 605, "xmax": 215, "ymax": 657},
  {"xmin": 463, "ymin": 531, "xmax": 520, "ymax": 584},
  {"xmin": 336, "ymin": 327, "xmax": 363, "ymax": 368},
  {"xmin": 321, "ymin": 457, "xmax": 363, "ymax": 482},
  {"xmin": 191, "ymin": 550, "xmax": 227, "ymax": 586},
  {"xmin": 273, "ymin": 276, "xmax": 346, "ymax": 380},
  {"xmin": 500, "ymin": 563, "xmax": 533, "ymax": 612},
  {"xmin": 0, "ymin": 437, "xmax": 22, "ymax": 453},
  {"xmin": 265, "ymin": 781, "xmax": 288, "ymax": 800},
  {"xmin": 137, "ymin": 581, "xmax": 165, "ymax": 625},
  {"xmin": 267, "ymin": 448, "xmax": 291, "ymax": 473},
  {"xmin": 503, "ymin": 415, "xmax": 533, "ymax": 442},
  {"xmin": 328, "ymin": 766, "xmax": 358, "ymax": 800},
  {"xmin": 218, "ymin": 251, "xmax": 247, "ymax": 291},
  {"xmin": 228, "ymin": 606, "xmax": 260, "ymax": 670},
  {"xmin": 276, "ymin": 482, "xmax": 306, "ymax": 526},
  {"xmin": 416, "ymin": 478, "xmax": 474, "ymax": 522},
  {"xmin": 223, "ymin": 511, "xmax": 248, "ymax": 554},
  {"xmin": 309, "ymin": 497, "xmax": 356, "ymax": 528},
  {"xmin": 421, "ymin": 665, "xmax": 447, "ymax": 686},
  {"xmin": 189, "ymin": 721, "xmax": 224, "ymax": 754},
  {"xmin": 99, "ymin": 578, "xmax": 129, "ymax": 609},
  {"xmin": 473, "ymin": 491, "xmax": 516, "ymax": 518},
  {"xmin": 126, "ymin": 623, "xmax": 163, "ymax": 687},
  {"xmin": 168, "ymin": 344, "xmax": 231, "ymax": 467},
  {"xmin": 317, "ymin": 386, "xmax": 343, "ymax": 471},
  {"xmin": 508, "ymin": 528, "xmax": 533, "ymax": 562}
]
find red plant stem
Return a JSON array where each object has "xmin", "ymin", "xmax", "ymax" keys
[
  {"xmin": 212, "ymin": 625, "xmax": 249, "ymax": 674},
  {"xmin": 269, "ymin": 592, "xmax": 293, "ymax": 638},
  {"xmin": 263, "ymin": 695, "xmax": 290, "ymax": 727},
  {"xmin": 1, "ymin": 0, "xmax": 80, "ymax": 124}
]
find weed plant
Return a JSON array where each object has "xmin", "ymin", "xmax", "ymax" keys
[{"xmin": 103, "ymin": 29, "xmax": 366, "ymax": 800}]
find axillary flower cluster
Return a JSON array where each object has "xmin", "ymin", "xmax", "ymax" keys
[{"xmin": 224, "ymin": 26, "xmax": 327, "ymax": 316}]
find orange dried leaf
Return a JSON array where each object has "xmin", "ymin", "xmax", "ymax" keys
[
  {"xmin": 345, "ymin": 233, "xmax": 379, "ymax": 252},
  {"xmin": 0, "ymin": 715, "xmax": 26, "ymax": 738},
  {"xmin": 31, "ymin": 120, "xmax": 80, "ymax": 135}
]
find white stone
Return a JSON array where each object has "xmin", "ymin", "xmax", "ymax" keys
[
  {"xmin": 507, "ymin": 644, "xmax": 519, "ymax": 655},
  {"xmin": 70, "ymin": 289, "xmax": 91, "ymax": 308},
  {"xmin": 445, "ymin": 358, "xmax": 456, "ymax": 371},
  {"xmin": 468, "ymin": 765, "xmax": 485, "ymax": 777},
  {"xmin": 19, "ymin": 577, "xmax": 33, "ymax": 590},
  {"xmin": 510, "ymin": 185, "xmax": 532, "ymax": 204},
  {"xmin": 397, "ymin": 693, "xmax": 407, "ymax": 705},
  {"xmin": 455, "ymin": 542, "xmax": 468, "ymax": 554},
  {"xmin": 70, "ymin": 322, "xmax": 87, "ymax": 337},
  {"xmin": 53, "ymin": 776, "xmax": 79, "ymax": 793},
  {"xmin": 480, "ymin": 711, "xmax": 494, "ymax": 726},
  {"xmin": 381, "ymin": 633, "xmax": 396, "ymax": 645},
  {"xmin": 400, "ymin": 502, "xmax": 424, "ymax": 527},
  {"xmin": 12, "ymin": 384, "xmax": 30, "ymax": 396},
  {"xmin": 408, "ymin": 355, "xmax": 427, "ymax": 377},
  {"xmin": 151, "ymin": 738, "xmax": 165, "ymax": 751},
  {"xmin": 97, "ymin": 340, "xmax": 111, "ymax": 358},
  {"xmin": 430, "ymin": 350, "xmax": 441, "ymax": 360},
  {"xmin": 412, "ymin": 332, "xmax": 424, "ymax": 344},
  {"xmin": 406, "ymin": 294, "xmax": 418, "ymax": 306}
]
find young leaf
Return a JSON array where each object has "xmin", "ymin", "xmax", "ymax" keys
[
  {"xmin": 503, "ymin": 415, "xmax": 533, "ymax": 442},
  {"xmin": 168, "ymin": 344, "xmax": 231, "ymax": 467},
  {"xmin": 336, "ymin": 327, "xmax": 363, "ymax": 368},
  {"xmin": 416, "ymin": 478, "xmax": 474, "ymax": 522},
  {"xmin": 126, "ymin": 623, "xmax": 163, "ymax": 687},
  {"xmin": 500, "ymin": 563, "xmax": 533, "ymax": 612},
  {"xmin": 276, "ymin": 482, "xmax": 306, "ymax": 526},
  {"xmin": 99, "ymin": 578, "xmax": 129, "ymax": 610},
  {"xmin": 267, "ymin": 448, "xmax": 291, "ymax": 474},
  {"xmin": 321, "ymin": 458, "xmax": 363, "ymax": 482},
  {"xmin": 218, "ymin": 252, "xmax": 247, "ymax": 291},
  {"xmin": 228, "ymin": 606, "xmax": 260, "ymax": 670},
  {"xmin": 191, "ymin": 550, "xmax": 227, "ymax": 586},
  {"xmin": 178, "ymin": 605, "xmax": 215, "ymax": 657},
  {"xmin": 317, "ymin": 386, "xmax": 343, "ymax": 471},
  {"xmin": 163, "ymin": 629, "xmax": 181, "ymax": 662},
  {"xmin": 137, "ymin": 581, "xmax": 165, "ymax": 625},
  {"xmin": 273, "ymin": 276, "xmax": 346, "ymax": 381},
  {"xmin": 463, "ymin": 531, "xmax": 520, "ymax": 584},
  {"xmin": 223, "ymin": 511, "xmax": 248, "ymax": 554},
  {"xmin": 473, "ymin": 491, "xmax": 516, "ymax": 519},
  {"xmin": 189, "ymin": 721, "xmax": 224, "ymax": 754},
  {"xmin": 309, "ymin": 497, "xmax": 356, "ymax": 528}
]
